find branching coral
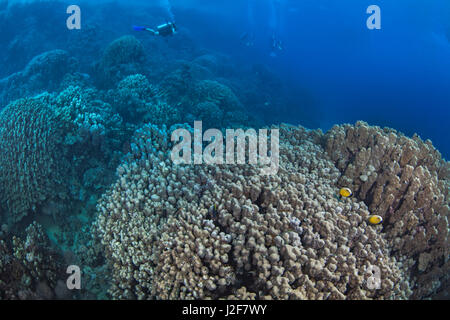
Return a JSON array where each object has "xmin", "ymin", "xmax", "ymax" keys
[
  {"xmin": 0, "ymin": 96, "xmax": 69, "ymax": 223},
  {"xmin": 0, "ymin": 85, "xmax": 127, "ymax": 224},
  {"xmin": 53, "ymin": 85, "xmax": 124, "ymax": 150},
  {"xmin": 325, "ymin": 121, "xmax": 449, "ymax": 298},
  {"xmin": 95, "ymin": 123, "xmax": 435, "ymax": 300},
  {"xmin": 49, "ymin": 85, "xmax": 129, "ymax": 204}
]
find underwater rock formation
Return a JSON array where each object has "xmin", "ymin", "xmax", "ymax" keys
[{"xmin": 93, "ymin": 122, "xmax": 450, "ymax": 300}]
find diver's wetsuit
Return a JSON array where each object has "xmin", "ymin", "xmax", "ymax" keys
[{"xmin": 146, "ymin": 22, "xmax": 177, "ymax": 37}]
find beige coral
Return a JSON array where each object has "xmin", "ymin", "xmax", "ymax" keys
[
  {"xmin": 93, "ymin": 122, "xmax": 447, "ymax": 299},
  {"xmin": 325, "ymin": 121, "xmax": 449, "ymax": 298}
]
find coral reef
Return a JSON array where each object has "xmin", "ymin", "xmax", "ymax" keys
[
  {"xmin": 53, "ymin": 85, "xmax": 124, "ymax": 151},
  {"xmin": 93, "ymin": 35, "xmax": 146, "ymax": 89},
  {"xmin": 325, "ymin": 121, "xmax": 450, "ymax": 298},
  {"xmin": 0, "ymin": 222, "xmax": 66, "ymax": 299},
  {"xmin": 0, "ymin": 2, "xmax": 447, "ymax": 300},
  {"xmin": 0, "ymin": 83, "xmax": 128, "ymax": 225},
  {"xmin": 0, "ymin": 1, "xmax": 70, "ymax": 78},
  {"xmin": 161, "ymin": 71, "xmax": 255, "ymax": 128},
  {"xmin": 0, "ymin": 81, "xmax": 137, "ymax": 298},
  {"xmin": 0, "ymin": 50, "xmax": 77, "ymax": 107},
  {"xmin": 93, "ymin": 122, "xmax": 448, "ymax": 300},
  {"xmin": 50, "ymin": 85, "xmax": 128, "ymax": 204},
  {"xmin": 0, "ymin": 95, "xmax": 69, "ymax": 223},
  {"xmin": 106, "ymin": 74, "xmax": 180, "ymax": 126},
  {"xmin": 159, "ymin": 63, "xmax": 194, "ymax": 104},
  {"xmin": 185, "ymin": 80, "xmax": 257, "ymax": 128},
  {"xmin": 189, "ymin": 80, "xmax": 242, "ymax": 113}
]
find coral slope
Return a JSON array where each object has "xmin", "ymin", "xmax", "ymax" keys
[{"xmin": 95, "ymin": 122, "xmax": 449, "ymax": 299}]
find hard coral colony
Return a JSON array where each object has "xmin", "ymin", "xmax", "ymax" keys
[{"xmin": 0, "ymin": 2, "xmax": 448, "ymax": 301}]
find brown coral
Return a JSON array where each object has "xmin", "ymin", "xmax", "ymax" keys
[
  {"xmin": 0, "ymin": 96, "xmax": 69, "ymax": 223},
  {"xmin": 0, "ymin": 222, "xmax": 65, "ymax": 299},
  {"xmin": 94, "ymin": 122, "xmax": 446, "ymax": 300},
  {"xmin": 325, "ymin": 121, "xmax": 449, "ymax": 298}
]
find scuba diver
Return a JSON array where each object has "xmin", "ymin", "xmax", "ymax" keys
[
  {"xmin": 271, "ymin": 33, "xmax": 283, "ymax": 52},
  {"xmin": 133, "ymin": 21, "xmax": 177, "ymax": 37},
  {"xmin": 269, "ymin": 0, "xmax": 284, "ymax": 56},
  {"xmin": 240, "ymin": 32, "xmax": 255, "ymax": 47},
  {"xmin": 243, "ymin": 0, "xmax": 285, "ymax": 55},
  {"xmin": 241, "ymin": 0, "xmax": 257, "ymax": 47}
]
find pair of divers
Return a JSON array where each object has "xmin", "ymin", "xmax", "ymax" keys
[
  {"xmin": 133, "ymin": 21, "xmax": 177, "ymax": 37},
  {"xmin": 240, "ymin": 31, "xmax": 284, "ymax": 55},
  {"xmin": 134, "ymin": 21, "xmax": 283, "ymax": 56}
]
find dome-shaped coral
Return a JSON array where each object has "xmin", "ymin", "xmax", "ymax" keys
[
  {"xmin": 0, "ymin": 96, "xmax": 68, "ymax": 223},
  {"xmin": 93, "ymin": 35, "xmax": 146, "ymax": 89},
  {"xmin": 107, "ymin": 74, "xmax": 180, "ymax": 126}
]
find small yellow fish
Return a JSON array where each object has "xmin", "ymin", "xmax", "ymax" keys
[
  {"xmin": 339, "ymin": 187, "xmax": 353, "ymax": 198},
  {"xmin": 368, "ymin": 215, "xmax": 383, "ymax": 225}
]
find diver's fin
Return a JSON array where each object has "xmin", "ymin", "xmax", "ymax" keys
[{"xmin": 133, "ymin": 25, "xmax": 147, "ymax": 31}]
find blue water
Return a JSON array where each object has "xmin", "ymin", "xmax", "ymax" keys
[
  {"xmin": 176, "ymin": 0, "xmax": 450, "ymax": 158},
  {"xmin": 1, "ymin": 1, "xmax": 448, "ymax": 158}
]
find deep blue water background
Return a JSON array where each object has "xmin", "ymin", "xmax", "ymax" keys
[
  {"xmin": 3, "ymin": 0, "xmax": 450, "ymax": 158},
  {"xmin": 174, "ymin": 0, "xmax": 450, "ymax": 158}
]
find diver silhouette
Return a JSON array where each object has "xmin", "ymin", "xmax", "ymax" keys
[
  {"xmin": 241, "ymin": 0, "xmax": 257, "ymax": 47},
  {"xmin": 133, "ymin": 21, "xmax": 177, "ymax": 37},
  {"xmin": 268, "ymin": 0, "xmax": 284, "ymax": 56},
  {"xmin": 243, "ymin": 0, "xmax": 284, "ymax": 55}
]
